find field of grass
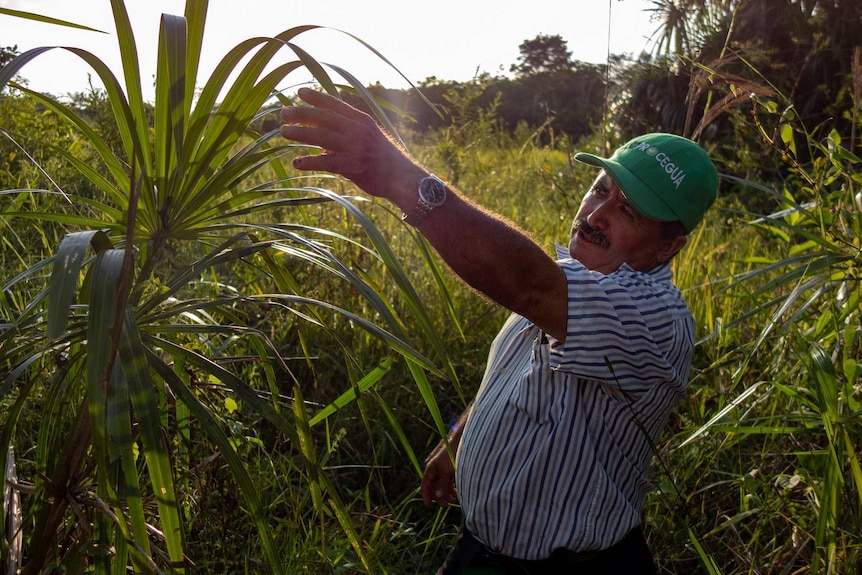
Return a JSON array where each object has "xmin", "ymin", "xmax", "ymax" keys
[
  {"xmin": 1, "ymin": 4, "xmax": 861, "ymax": 573},
  {"xmin": 3, "ymin": 94, "xmax": 862, "ymax": 574}
]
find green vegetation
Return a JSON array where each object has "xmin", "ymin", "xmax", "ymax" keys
[{"xmin": 1, "ymin": 0, "xmax": 861, "ymax": 573}]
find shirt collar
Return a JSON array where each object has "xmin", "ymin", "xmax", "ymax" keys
[
  {"xmin": 555, "ymin": 243, "xmax": 673, "ymax": 282},
  {"xmin": 617, "ymin": 261, "xmax": 673, "ymax": 282}
]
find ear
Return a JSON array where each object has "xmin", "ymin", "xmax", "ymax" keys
[{"xmin": 657, "ymin": 235, "xmax": 687, "ymax": 263}]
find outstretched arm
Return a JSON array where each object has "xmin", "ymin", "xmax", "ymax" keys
[{"xmin": 280, "ymin": 88, "xmax": 568, "ymax": 341}]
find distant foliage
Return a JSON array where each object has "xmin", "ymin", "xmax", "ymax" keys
[{"xmin": 0, "ymin": 45, "xmax": 18, "ymax": 68}]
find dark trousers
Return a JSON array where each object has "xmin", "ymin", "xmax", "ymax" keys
[{"xmin": 436, "ymin": 526, "xmax": 658, "ymax": 575}]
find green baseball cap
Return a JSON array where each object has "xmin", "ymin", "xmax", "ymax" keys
[{"xmin": 574, "ymin": 133, "xmax": 718, "ymax": 233}]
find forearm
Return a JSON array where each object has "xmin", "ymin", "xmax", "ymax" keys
[
  {"xmin": 406, "ymin": 186, "xmax": 568, "ymax": 340},
  {"xmin": 421, "ymin": 192, "xmax": 548, "ymax": 296},
  {"xmin": 427, "ymin": 402, "xmax": 472, "ymax": 463},
  {"xmin": 372, "ymin": 165, "xmax": 569, "ymax": 338}
]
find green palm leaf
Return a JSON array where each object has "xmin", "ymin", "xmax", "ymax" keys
[
  {"xmin": 47, "ymin": 231, "xmax": 113, "ymax": 338},
  {"xmin": 119, "ymin": 308, "xmax": 185, "ymax": 571},
  {"xmin": 87, "ymin": 248, "xmax": 126, "ymax": 465}
]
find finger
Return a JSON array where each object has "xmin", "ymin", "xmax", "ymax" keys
[
  {"xmin": 290, "ymin": 152, "xmax": 341, "ymax": 173},
  {"xmin": 295, "ymin": 87, "xmax": 372, "ymax": 123},
  {"xmin": 280, "ymin": 124, "xmax": 354, "ymax": 155},
  {"xmin": 279, "ymin": 107, "xmax": 355, "ymax": 136},
  {"xmin": 448, "ymin": 485, "xmax": 459, "ymax": 503},
  {"xmin": 436, "ymin": 488, "xmax": 457, "ymax": 508},
  {"xmin": 280, "ymin": 91, "xmax": 368, "ymax": 131}
]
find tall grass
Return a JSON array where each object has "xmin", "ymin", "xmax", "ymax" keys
[{"xmin": 642, "ymin": 112, "xmax": 862, "ymax": 572}]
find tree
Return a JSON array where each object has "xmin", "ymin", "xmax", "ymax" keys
[
  {"xmin": 510, "ymin": 34, "xmax": 573, "ymax": 78},
  {"xmin": 508, "ymin": 35, "xmax": 606, "ymax": 142},
  {"xmin": 610, "ymin": 0, "xmax": 862, "ymax": 164},
  {"xmin": 0, "ymin": 45, "xmax": 21, "ymax": 90}
]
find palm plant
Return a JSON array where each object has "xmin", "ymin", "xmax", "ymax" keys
[{"xmin": 0, "ymin": 1, "xmax": 458, "ymax": 572}]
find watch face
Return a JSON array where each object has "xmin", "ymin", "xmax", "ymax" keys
[{"xmin": 419, "ymin": 176, "xmax": 447, "ymax": 207}]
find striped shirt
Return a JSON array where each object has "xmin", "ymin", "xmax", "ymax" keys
[{"xmin": 455, "ymin": 256, "xmax": 694, "ymax": 560}]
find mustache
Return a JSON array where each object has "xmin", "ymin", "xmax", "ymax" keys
[{"xmin": 573, "ymin": 219, "xmax": 609, "ymax": 248}]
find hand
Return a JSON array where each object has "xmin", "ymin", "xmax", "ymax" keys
[
  {"xmin": 279, "ymin": 88, "xmax": 423, "ymax": 205},
  {"xmin": 421, "ymin": 446, "xmax": 458, "ymax": 508}
]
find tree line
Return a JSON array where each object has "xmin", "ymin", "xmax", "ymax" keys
[
  {"xmin": 6, "ymin": 0, "xmax": 860, "ymax": 168},
  {"xmin": 340, "ymin": 0, "xmax": 862, "ymax": 175}
]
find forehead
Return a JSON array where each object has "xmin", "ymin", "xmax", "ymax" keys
[{"xmin": 593, "ymin": 170, "xmax": 620, "ymax": 190}]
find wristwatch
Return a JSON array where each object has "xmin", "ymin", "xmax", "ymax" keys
[{"xmin": 402, "ymin": 174, "xmax": 447, "ymax": 226}]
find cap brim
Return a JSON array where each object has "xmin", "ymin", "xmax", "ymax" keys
[{"xmin": 574, "ymin": 152, "xmax": 680, "ymax": 223}]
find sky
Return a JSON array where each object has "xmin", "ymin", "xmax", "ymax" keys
[{"xmin": 0, "ymin": 0, "xmax": 661, "ymax": 101}]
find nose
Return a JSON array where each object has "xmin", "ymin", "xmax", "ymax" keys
[{"xmin": 585, "ymin": 198, "xmax": 611, "ymax": 229}]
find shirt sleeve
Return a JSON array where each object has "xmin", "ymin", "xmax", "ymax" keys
[{"xmin": 547, "ymin": 259, "xmax": 694, "ymax": 393}]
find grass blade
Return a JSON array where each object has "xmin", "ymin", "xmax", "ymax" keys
[
  {"xmin": 119, "ymin": 308, "xmax": 185, "ymax": 571},
  {"xmin": 144, "ymin": 334, "xmax": 300, "ymax": 444},
  {"xmin": 308, "ymin": 357, "xmax": 393, "ymax": 427}
]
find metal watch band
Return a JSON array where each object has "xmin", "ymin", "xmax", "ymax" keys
[{"xmin": 402, "ymin": 199, "xmax": 436, "ymax": 226}]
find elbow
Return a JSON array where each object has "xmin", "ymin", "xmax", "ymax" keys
[{"xmin": 511, "ymin": 272, "xmax": 568, "ymax": 343}]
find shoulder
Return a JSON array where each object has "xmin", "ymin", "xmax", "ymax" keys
[{"xmin": 558, "ymin": 259, "xmax": 691, "ymax": 324}]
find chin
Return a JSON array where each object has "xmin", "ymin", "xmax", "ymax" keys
[
  {"xmin": 568, "ymin": 240, "xmax": 595, "ymax": 264},
  {"xmin": 569, "ymin": 248, "xmax": 615, "ymax": 273}
]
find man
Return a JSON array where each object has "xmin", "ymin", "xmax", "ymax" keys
[{"xmin": 280, "ymin": 88, "xmax": 718, "ymax": 574}]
